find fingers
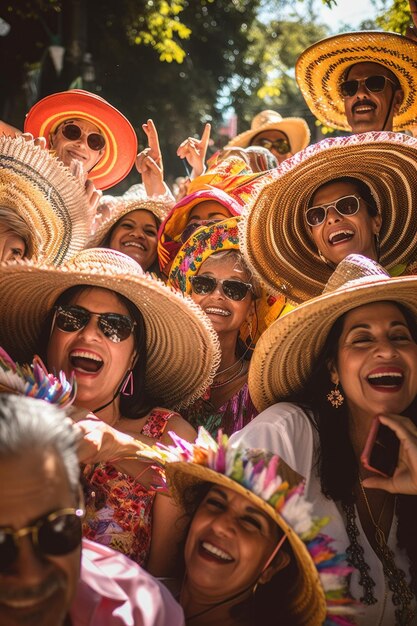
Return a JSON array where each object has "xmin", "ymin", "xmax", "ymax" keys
[
  {"xmin": 362, "ymin": 475, "xmax": 396, "ymax": 492},
  {"xmin": 136, "ymin": 150, "xmax": 162, "ymax": 175},
  {"xmin": 142, "ymin": 119, "xmax": 162, "ymax": 164},
  {"xmin": 378, "ymin": 414, "xmax": 417, "ymax": 443},
  {"xmin": 200, "ymin": 122, "xmax": 211, "ymax": 151},
  {"xmin": 85, "ymin": 179, "xmax": 102, "ymax": 212}
]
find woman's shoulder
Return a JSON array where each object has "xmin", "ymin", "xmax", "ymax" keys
[{"xmin": 144, "ymin": 406, "xmax": 197, "ymax": 443}]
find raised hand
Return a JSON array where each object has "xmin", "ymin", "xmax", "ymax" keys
[{"xmin": 176, "ymin": 122, "xmax": 211, "ymax": 179}]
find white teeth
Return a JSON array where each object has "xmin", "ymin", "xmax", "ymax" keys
[
  {"xmin": 328, "ymin": 229, "xmax": 354, "ymax": 243},
  {"xmin": 354, "ymin": 105, "xmax": 375, "ymax": 113},
  {"xmin": 368, "ymin": 372, "xmax": 403, "ymax": 379},
  {"xmin": 70, "ymin": 350, "xmax": 102, "ymax": 362},
  {"xmin": 124, "ymin": 241, "xmax": 145, "ymax": 250},
  {"xmin": 205, "ymin": 307, "xmax": 230, "ymax": 317},
  {"xmin": 202, "ymin": 541, "xmax": 233, "ymax": 561}
]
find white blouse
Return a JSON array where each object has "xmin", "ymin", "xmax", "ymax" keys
[{"xmin": 229, "ymin": 402, "xmax": 417, "ymax": 626}]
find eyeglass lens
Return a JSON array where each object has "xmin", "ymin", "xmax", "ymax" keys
[
  {"xmin": 190, "ymin": 276, "xmax": 251, "ymax": 301},
  {"xmin": 55, "ymin": 305, "xmax": 134, "ymax": 343},
  {"xmin": 305, "ymin": 195, "xmax": 360, "ymax": 227},
  {"xmin": 61, "ymin": 123, "xmax": 106, "ymax": 151},
  {"xmin": 340, "ymin": 75, "xmax": 390, "ymax": 98}
]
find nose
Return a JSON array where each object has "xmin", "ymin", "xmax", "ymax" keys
[
  {"xmin": 210, "ymin": 511, "xmax": 235, "ymax": 537},
  {"xmin": 78, "ymin": 315, "xmax": 102, "ymax": 341},
  {"xmin": 11, "ymin": 535, "xmax": 49, "ymax": 584},
  {"xmin": 355, "ymin": 79, "xmax": 369, "ymax": 98},
  {"xmin": 326, "ymin": 205, "xmax": 341, "ymax": 224},
  {"xmin": 374, "ymin": 338, "xmax": 399, "ymax": 358}
]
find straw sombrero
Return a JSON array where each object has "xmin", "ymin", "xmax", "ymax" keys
[
  {"xmin": 135, "ymin": 427, "xmax": 355, "ymax": 625},
  {"xmin": 0, "ymin": 135, "xmax": 93, "ymax": 265},
  {"xmin": 89, "ymin": 185, "xmax": 172, "ymax": 248},
  {"xmin": 249, "ymin": 254, "xmax": 417, "ymax": 412},
  {"xmin": 296, "ymin": 31, "xmax": 417, "ymax": 132},
  {"xmin": 227, "ymin": 110, "xmax": 310, "ymax": 155},
  {"xmin": 241, "ymin": 131, "xmax": 417, "ymax": 304},
  {"xmin": 0, "ymin": 248, "xmax": 220, "ymax": 409},
  {"xmin": 24, "ymin": 89, "xmax": 137, "ymax": 190}
]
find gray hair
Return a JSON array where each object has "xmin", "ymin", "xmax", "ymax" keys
[{"xmin": 0, "ymin": 395, "xmax": 80, "ymax": 493}]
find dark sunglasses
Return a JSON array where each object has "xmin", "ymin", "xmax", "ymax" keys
[
  {"xmin": 305, "ymin": 195, "xmax": 361, "ymax": 227},
  {"xmin": 61, "ymin": 123, "xmax": 106, "ymax": 151},
  {"xmin": 340, "ymin": 74, "xmax": 398, "ymax": 98},
  {"xmin": 0, "ymin": 508, "xmax": 83, "ymax": 572},
  {"xmin": 251, "ymin": 137, "xmax": 291, "ymax": 155},
  {"xmin": 54, "ymin": 305, "xmax": 136, "ymax": 343},
  {"xmin": 190, "ymin": 275, "xmax": 253, "ymax": 301}
]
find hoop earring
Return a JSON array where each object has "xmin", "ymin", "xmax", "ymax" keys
[
  {"xmin": 327, "ymin": 383, "xmax": 344, "ymax": 408},
  {"xmin": 121, "ymin": 370, "xmax": 134, "ymax": 396}
]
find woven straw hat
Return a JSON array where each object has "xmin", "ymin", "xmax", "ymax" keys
[
  {"xmin": 249, "ymin": 254, "xmax": 417, "ymax": 412},
  {"xmin": 89, "ymin": 185, "xmax": 172, "ymax": 248},
  {"xmin": 0, "ymin": 135, "xmax": 93, "ymax": 265},
  {"xmin": 0, "ymin": 248, "xmax": 220, "ymax": 409},
  {"xmin": 241, "ymin": 131, "xmax": 417, "ymax": 304},
  {"xmin": 227, "ymin": 110, "xmax": 310, "ymax": 154},
  {"xmin": 296, "ymin": 31, "xmax": 417, "ymax": 132},
  {"xmin": 24, "ymin": 89, "xmax": 137, "ymax": 190}
]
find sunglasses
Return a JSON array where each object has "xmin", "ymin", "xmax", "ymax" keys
[
  {"xmin": 251, "ymin": 137, "xmax": 291, "ymax": 155},
  {"xmin": 60, "ymin": 123, "xmax": 106, "ymax": 151},
  {"xmin": 340, "ymin": 74, "xmax": 398, "ymax": 98},
  {"xmin": 190, "ymin": 275, "xmax": 253, "ymax": 301},
  {"xmin": 54, "ymin": 305, "xmax": 136, "ymax": 343},
  {"xmin": 0, "ymin": 508, "xmax": 83, "ymax": 572},
  {"xmin": 305, "ymin": 195, "xmax": 361, "ymax": 227}
]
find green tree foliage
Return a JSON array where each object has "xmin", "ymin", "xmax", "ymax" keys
[{"xmin": 375, "ymin": 0, "xmax": 411, "ymax": 34}]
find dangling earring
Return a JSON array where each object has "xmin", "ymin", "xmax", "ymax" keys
[
  {"xmin": 121, "ymin": 370, "xmax": 134, "ymax": 396},
  {"xmin": 327, "ymin": 383, "xmax": 344, "ymax": 408},
  {"xmin": 318, "ymin": 249, "xmax": 335, "ymax": 269}
]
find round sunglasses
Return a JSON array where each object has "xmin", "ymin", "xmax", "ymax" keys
[
  {"xmin": 340, "ymin": 74, "xmax": 398, "ymax": 98},
  {"xmin": 305, "ymin": 195, "xmax": 361, "ymax": 227},
  {"xmin": 60, "ymin": 123, "xmax": 106, "ymax": 151},
  {"xmin": 0, "ymin": 508, "xmax": 83, "ymax": 572},
  {"xmin": 251, "ymin": 136, "xmax": 291, "ymax": 155},
  {"xmin": 54, "ymin": 305, "xmax": 136, "ymax": 343},
  {"xmin": 190, "ymin": 275, "xmax": 253, "ymax": 301}
]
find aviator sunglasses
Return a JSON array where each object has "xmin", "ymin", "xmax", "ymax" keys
[
  {"xmin": 340, "ymin": 74, "xmax": 398, "ymax": 98},
  {"xmin": 305, "ymin": 195, "xmax": 361, "ymax": 227},
  {"xmin": 0, "ymin": 508, "xmax": 83, "ymax": 572},
  {"xmin": 54, "ymin": 305, "xmax": 136, "ymax": 343},
  {"xmin": 190, "ymin": 275, "xmax": 253, "ymax": 301},
  {"xmin": 251, "ymin": 136, "xmax": 291, "ymax": 155},
  {"xmin": 60, "ymin": 123, "xmax": 106, "ymax": 151}
]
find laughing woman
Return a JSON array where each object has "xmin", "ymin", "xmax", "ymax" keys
[
  {"xmin": 230, "ymin": 255, "xmax": 417, "ymax": 625},
  {"xmin": 0, "ymin": 248, "xmax": 220, "ymax": 576}
]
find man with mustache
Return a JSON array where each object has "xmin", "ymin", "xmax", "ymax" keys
[{"xmin": 0, "ymin": 394, "xmax": 184, "ymax": 626}]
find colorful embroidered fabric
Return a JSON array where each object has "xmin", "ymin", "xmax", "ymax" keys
[
  {"xmin": 81, "ymin": 407, "xmax": 175, "ymax": 566},
  {"xmin": 182, "ymin": 383, "xmax": 258, "ymax": 437}
]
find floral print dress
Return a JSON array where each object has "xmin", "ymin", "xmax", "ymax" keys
[{"xmin": 82, "ymin": 408, "xmax": 176, "ymax": 566}]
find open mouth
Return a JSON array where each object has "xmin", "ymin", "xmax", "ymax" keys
[
  {"xmin": 67, "ymin": 150, "xmax": 86, "ymax": 161},
  {"xmin": 205, "ymin": 307, "xmax": 231, "ymax": 317},
  {"xmin": 123, "ymin": 241, "xmax": 146, "ymax": 251},
  {"xmin": 367, "ymin": 369, "xmax": 404, "ymax": 390},
  {"xmin": 328, "ymin": 230, "xmax": 354, "ymax": 245},
  {"xmin": 200, "ymin": 541, "xmax": 234, "ymax": 563},
  {"xmin": 352, "ymin": 101, "xmax": 377, "ymax": 115},
  {"xmin": 69, "ymin": 350, "xmax": 103, "ymax": 374}
]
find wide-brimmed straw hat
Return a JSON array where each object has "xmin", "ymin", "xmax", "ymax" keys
[
  {"xmin": 135, "ymin": 427, "xmax": 355, "ymax": 625},
  {"xmin": 227, "ymin": 110, "xmax": 310, "ymax": 155},
  {"xmin": 296, "ymin": 31, "xmax": 417, "ymax": 132},
  {"xmin": 0, "ymin": 248, "xmax": 220, "ymax": 409},
  {"xmin": 249, "ymin": 254, "xmax": 417, "ymax": 412},
  {"xmin": 0, "ymin": 135, "xmax": 93, "ymax": 264},
  {"xmin": 89, "ymin": 184, "xmax": 172, "ymax": 248},
  {"xmin": 24, "ymin": 89, "xmax": 137, "ymax": 190},
  {"xmin": 241, "ymin": 131, "xmax": 417, "ymax": 304}
]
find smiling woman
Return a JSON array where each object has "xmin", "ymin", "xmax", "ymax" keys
[
  {"xmin": 0, "ymin": 248, "xmax": 220, "ymax": 577},
  {"xmin": 230, "ymin": 254, "xmax": 417, "ymax": 625}
]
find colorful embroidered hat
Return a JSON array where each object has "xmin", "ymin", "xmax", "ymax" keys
[
  {"xmin": 240, "ymin": 131, "xmax": 417, "ymax": 304},
  {"xmin": 24, "ymin": 89, "xmax": 138, "ymax": 190},
  {"xmin": 168, "ymin": 217, "xmax": 286, "ymax": 347},
  {"xmin": 0, "ymin": 135, "xmax": 93, "ymax": 264},
  {"xmin": 227, "ymin": 110, "xmax": 310, "ymax": 155},
  {"xmin": 296, "ymin": 31, "xmax": 417, "ymax": 132},
  {"xmin": 89, "ymin": 184, "xmax": 172, "ymax": 248},
  {"xmin": 158, "ymin": 188, "xmax": 244, "ymax": 274},
  {"xmin": 0, "ymin": 347, "xmax": 76, "ymax": 408},
  {"xmin": 135, "ymin": 427, "xmax": 355, "ymax": 626},
  {"xmin": 0, "ymin": 248, "xmax": 220, "ymax": 409},
  {"xmin": 248, "ymin": 254, "xmax": 417, "ymax": 412}
]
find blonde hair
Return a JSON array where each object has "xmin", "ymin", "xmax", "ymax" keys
[{"xmin": 0, "ymin": 206, "xmax": 32, "ymax": 258}]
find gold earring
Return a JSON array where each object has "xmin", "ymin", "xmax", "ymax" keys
[{"xmin": 327, "ymin": 383, "xmax": 344, "ymax": 408}]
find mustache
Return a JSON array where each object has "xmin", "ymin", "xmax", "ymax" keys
[
  {"xmin": 352, "ymin": 98, "xmax": 376, "ymax": 112},
  {"xmin": 0, "ymin": 573, "xmax": 65, "ymax": 603}
]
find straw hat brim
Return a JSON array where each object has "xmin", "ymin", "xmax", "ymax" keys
[
  {"xmin": 296, "ymin": 31, "xmax": 417, "ymax": 131},
  {"xmin": 0, "ymin": 253, "xmax": 220, "ymax": 409},
  {"xmin": 167, "ymin": 462, "xmax": 326, "ymax": 625},
  {"xmin": 249, "ymin": 274, "xmax": 417, "ymax": 412},
  {"xmin": 227, "ymin": 118, "xmax": 310, "ymax": 154},
  {"xmin": 241, "ymin": 132, "xmax": 417, "ymax": 304},
  {"xmin": 0, "ymin": 136, "xmax": 93, "ymax": 265},
  {"xmin": 24, "ymin": 90, "xmax": 137, "ymax": 190}
]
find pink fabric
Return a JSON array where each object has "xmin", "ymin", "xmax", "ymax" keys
[{"xmin": 70, "ymin": 539, "xmax": 184, "ymax": 626}]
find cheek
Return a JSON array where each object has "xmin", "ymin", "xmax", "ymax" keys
[{"xmin": 47, "ymin": 331, "xmax": 66, "ymax": 370}]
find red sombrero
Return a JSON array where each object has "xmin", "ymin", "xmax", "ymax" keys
[{"xmin": 24, "ymin": 89, "xmax": 137, "ymax": 190}]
